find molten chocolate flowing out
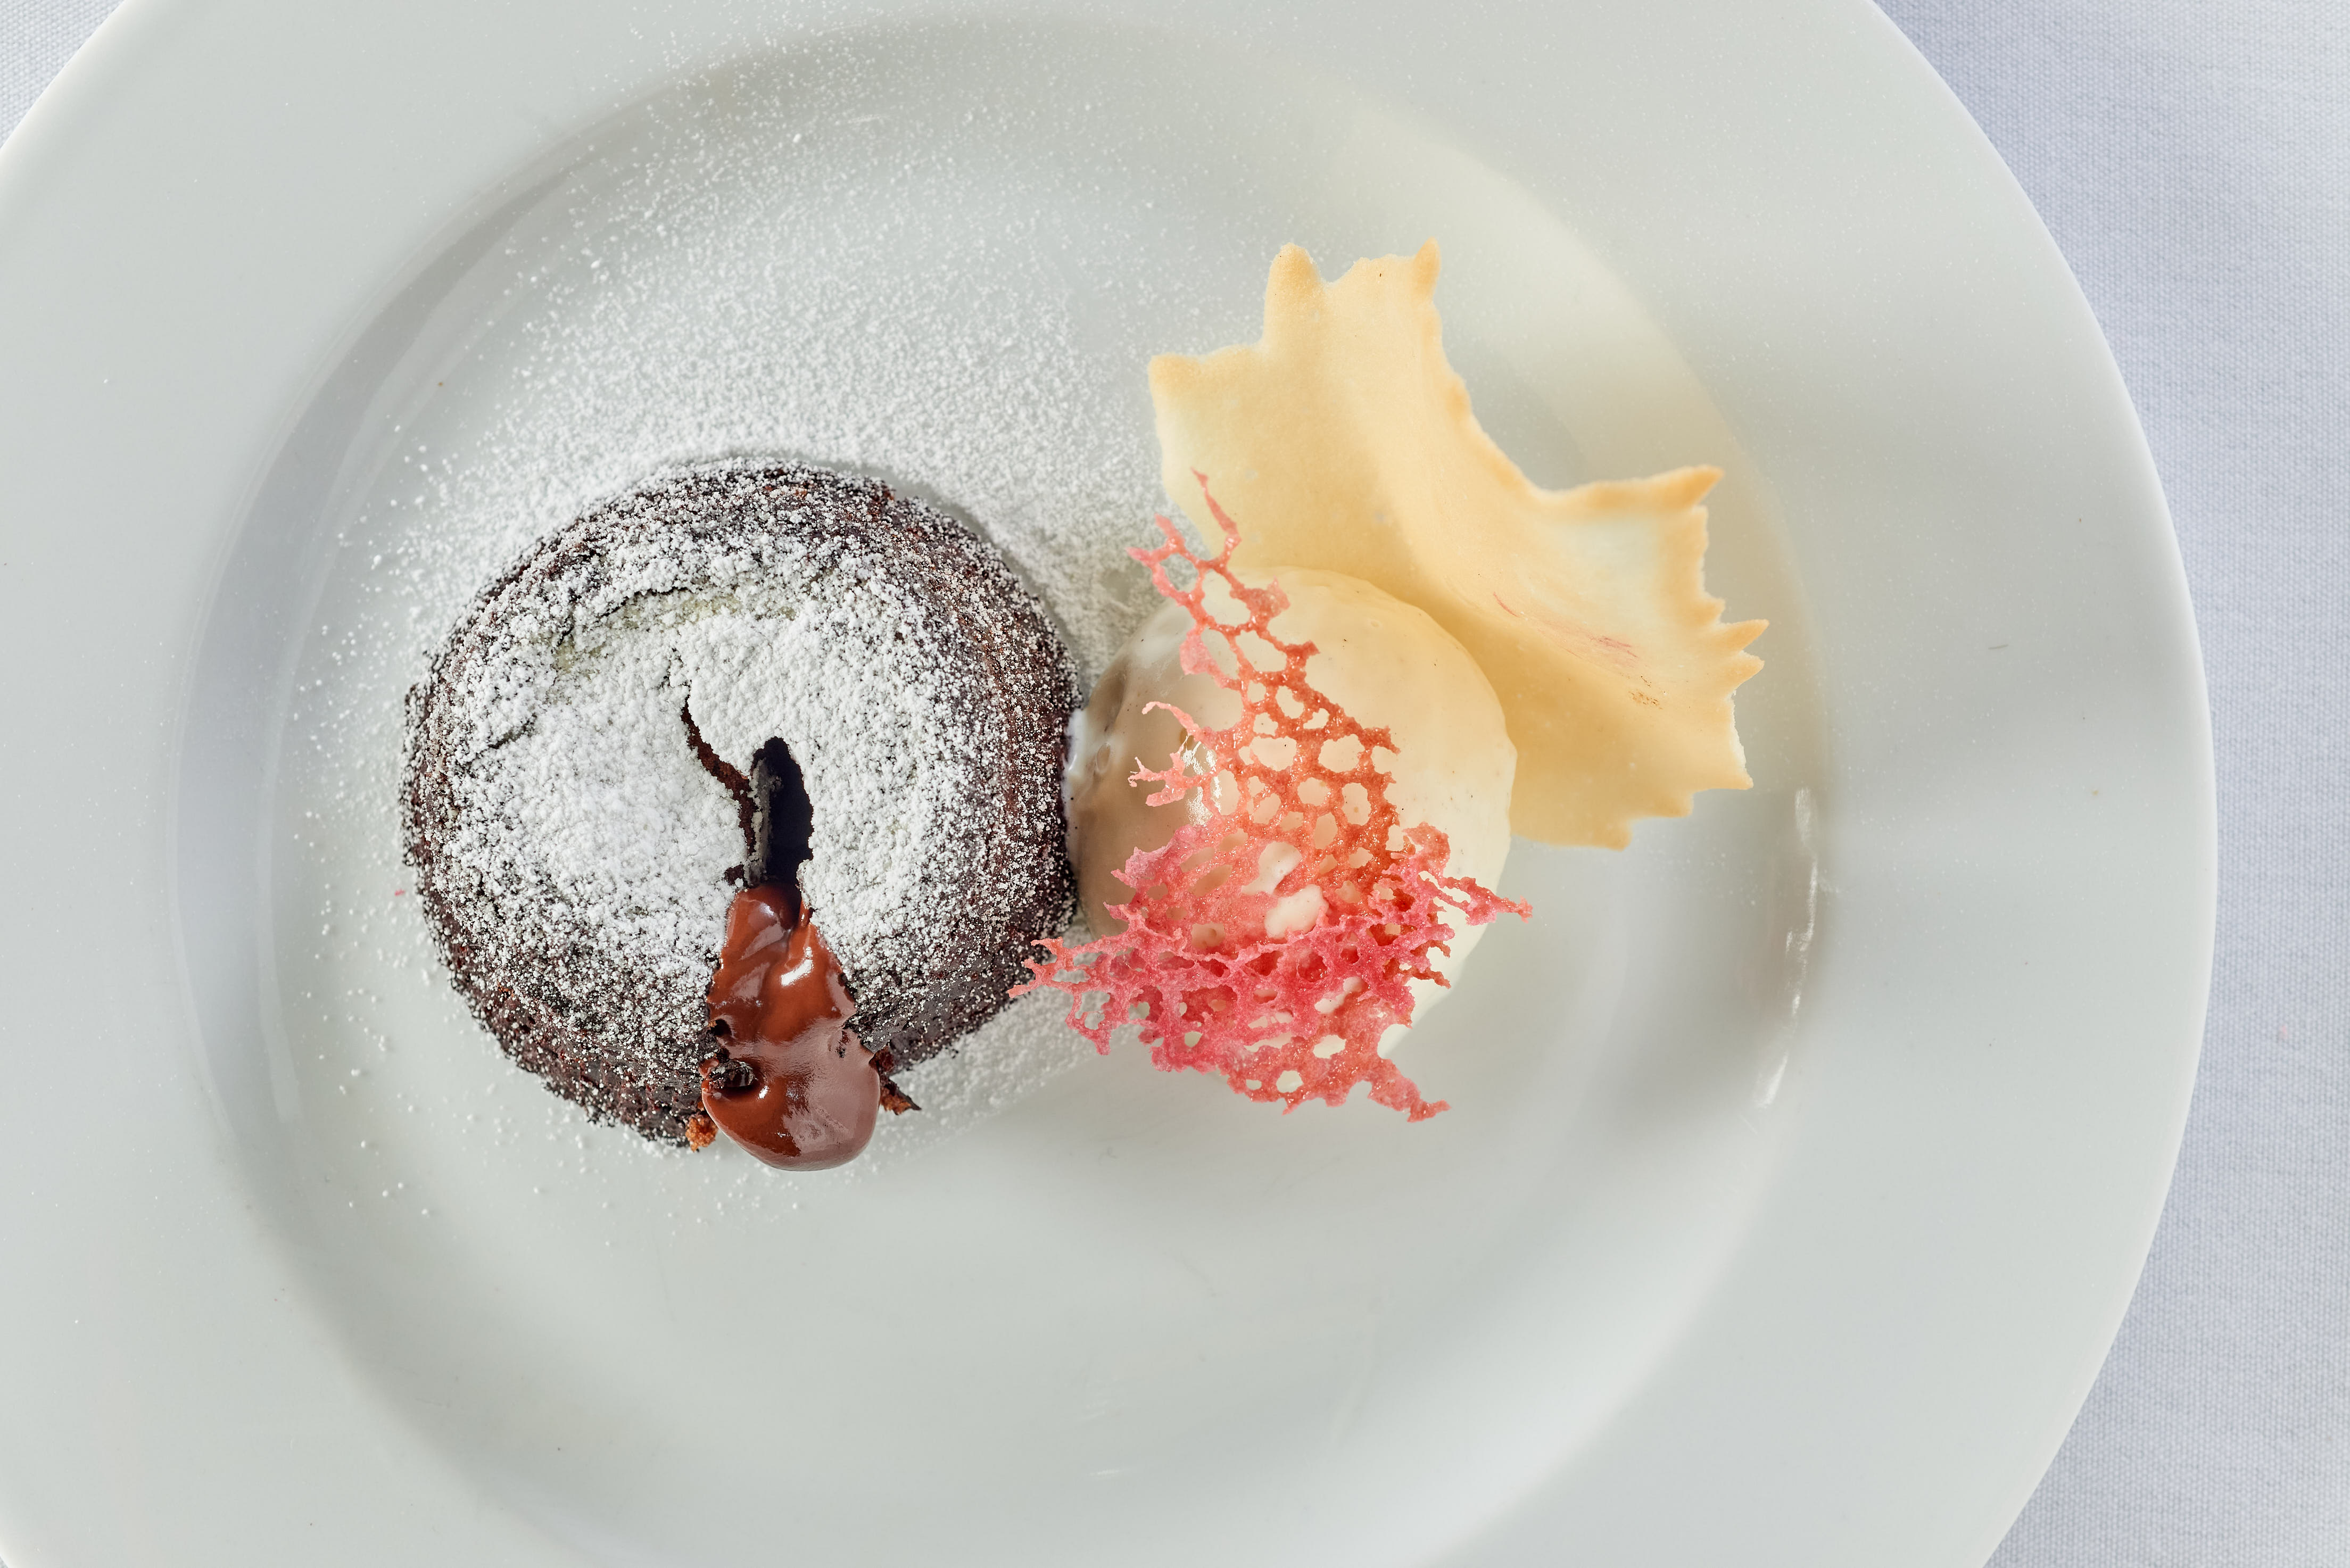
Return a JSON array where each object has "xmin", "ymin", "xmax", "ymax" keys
[
  {"xmin": 679, "ymin": 719, "xmax": 914, "ymax": 1162},
  {"xmin": 698, "ymin": 886, "xmax": 882, "ymax": 1169}
]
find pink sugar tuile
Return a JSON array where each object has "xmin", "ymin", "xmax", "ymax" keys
[{"xmin": 1016, "ymin": 477, "xmax": 1527, "ymax": 1118}]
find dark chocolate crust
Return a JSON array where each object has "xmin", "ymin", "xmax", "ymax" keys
[{"xmin": 401, "ymin": 463, "xmax": 1080, "ymax": 1145}]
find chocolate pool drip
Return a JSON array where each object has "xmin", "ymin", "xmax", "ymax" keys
[
  {"xmin": 685, "ymin": 733, "xmax": 914, "ymax": 1166},
  {"xmin": 699, "ymin": 886, "xmax": 881, "ymax": 1169}
]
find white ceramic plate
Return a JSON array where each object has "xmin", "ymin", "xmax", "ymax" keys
[{"xmin": 0, "ymin": 2, "xmax": 2211, "ymax": 1565}]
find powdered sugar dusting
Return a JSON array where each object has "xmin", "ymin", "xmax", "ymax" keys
[{"xmin": 275, "ymin": 38, "xmax": 1320, "ymax": 1180}]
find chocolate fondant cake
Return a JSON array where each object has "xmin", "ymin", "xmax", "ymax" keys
[{"xmin": 401, "ymin": 463, "xmax": 1079, "ymax": 1146}]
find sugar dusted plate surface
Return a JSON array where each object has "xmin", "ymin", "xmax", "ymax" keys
[{"xmin": 0, "ymin": 4, "xmax": 2209, "ymax": 1566}]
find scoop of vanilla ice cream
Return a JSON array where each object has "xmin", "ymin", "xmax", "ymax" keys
[{"xmin": 1065, "ymin": 568, "xmax": 1513, "ymax": 1034}]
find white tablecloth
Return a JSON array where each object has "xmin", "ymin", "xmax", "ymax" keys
[{"xmin": 5, "ymin": 3, "xmax": 2343, "ymax": 1563}]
